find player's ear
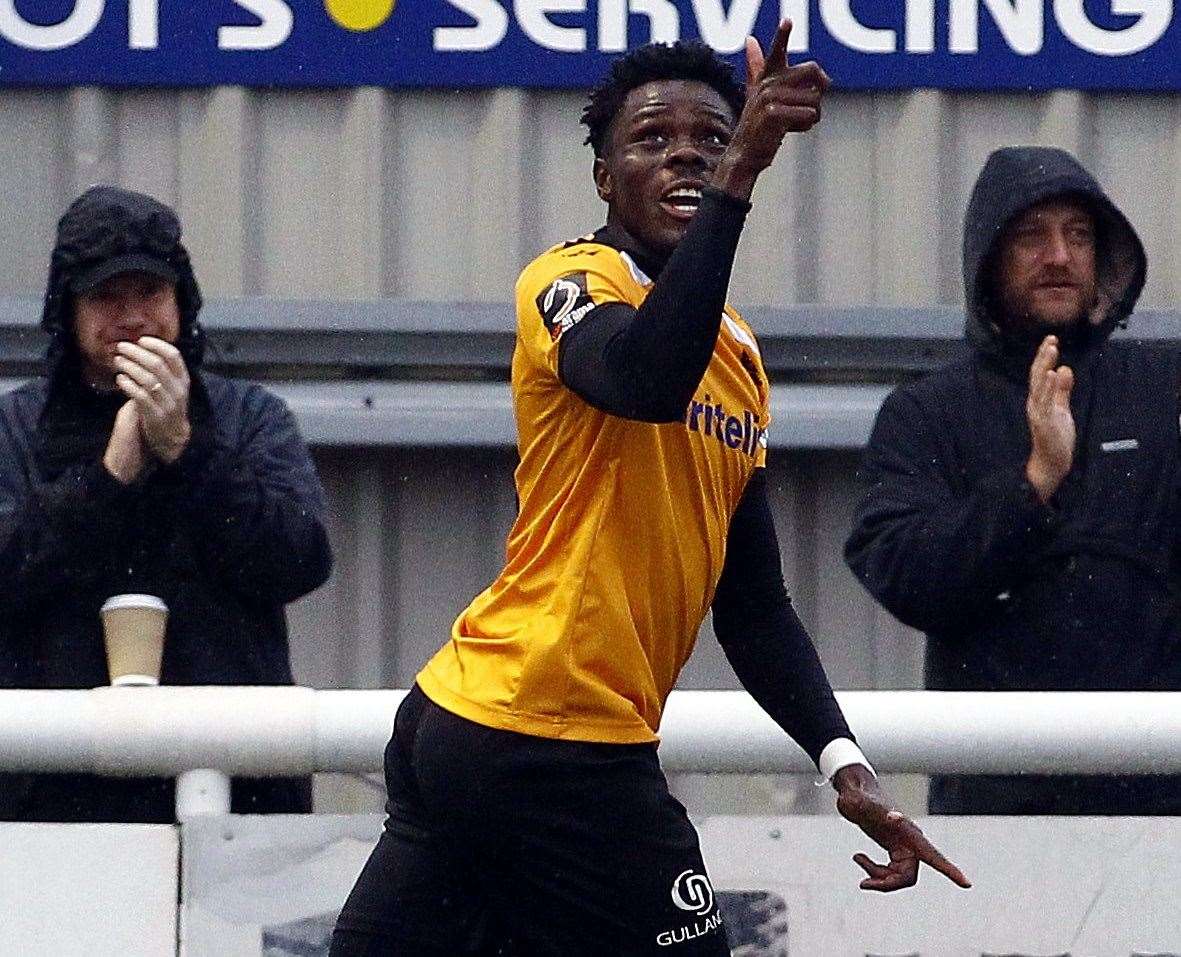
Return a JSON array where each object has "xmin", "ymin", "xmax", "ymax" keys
[{"xmin": 593, "ymin": 157, "xmax": 613, "ymax": 203}]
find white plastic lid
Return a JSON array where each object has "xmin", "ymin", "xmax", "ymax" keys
[{"xmin": 101, "ymin": 594, "xmax": 168, "ymax": 613}]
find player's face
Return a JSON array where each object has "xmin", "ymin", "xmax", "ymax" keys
[
  {"xmin": 996, "ymin": 198, "xmax": 1098, "ymax": 334},
  {"xmin": 594, "ymin": 79, "xmax": 736, "ymax": 260}
]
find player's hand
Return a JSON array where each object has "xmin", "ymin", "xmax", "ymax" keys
[
  {"xmin": 832, "ymin": 764, "xmax": 971, "ymax": 892},
  {"xmin": 102, "ymin": 399, "xmax": 148, "ymax": 485},
  {"xmin": 1025, "ymin": 335, "xmax": 1075, "ymax": 503},
  {"xmin": 113, "ymin": 336, "xmax": 191, "ymax": 464},
  {"xmin": 712, "ymin": 19, "xmax": 829, "ymax": 198}
]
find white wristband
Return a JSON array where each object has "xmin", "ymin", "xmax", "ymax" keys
[{"xmin": 817, "ymin": 738, "xmax": 875, "ymax": 783}]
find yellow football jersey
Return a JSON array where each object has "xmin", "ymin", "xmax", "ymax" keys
[{"xmin": 417, "ymin": 235, "xmax": 770, "ymax": 744}]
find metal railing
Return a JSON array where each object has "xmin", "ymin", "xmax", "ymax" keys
[{"xmin": 0, "ymin": 687, "xmax": 1178, "ymax": 817}]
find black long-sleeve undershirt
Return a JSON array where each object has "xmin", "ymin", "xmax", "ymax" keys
[
  {"xmin": 712, "ymin": 469, "xmax": 854, "ymax": 767},
  {"xmin": 557, "ymin": 186, "xmax": 750, "ymax": 421}
]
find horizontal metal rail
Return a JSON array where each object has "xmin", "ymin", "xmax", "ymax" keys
[
  {"xmin": 5, "ymin": 296, "xmax": 1181, "ymax": 382},
  {"xmin": 0, "ymin": 378, "xmax": 893, "ymax": 449},
  {"xmin": 0, "ymin": 687, "xmax": 1177, "ymax": 778}
]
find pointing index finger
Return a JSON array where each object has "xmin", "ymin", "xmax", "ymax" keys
[
  {"xmin": 764, "ymin": 18, "xmax": 792, "ymax": 76},
  {"xmin": 900, "ymin": 821, "xmax": 972, "ymax": 888}
]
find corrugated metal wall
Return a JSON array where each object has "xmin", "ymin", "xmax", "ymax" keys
[
  {"xmin": 3, "ymin": 86, "xmax": 1175, "ymax": 811},
  {"xmin": 287, "ymin": 447, "xmax": 922, "ymax": 693},
  {"xmin": 8, "ymin": 88, "xmax": 1180, "ymax": 306}
]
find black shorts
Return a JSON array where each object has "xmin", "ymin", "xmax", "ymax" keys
[{"xmin": 331, "ymin": 685, "xmax": 730, "ymax": 957}]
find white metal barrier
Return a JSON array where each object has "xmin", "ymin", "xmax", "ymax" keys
[{"xmin": 1, "ymin": 687, "xmax": 1179, "ymax": 817}]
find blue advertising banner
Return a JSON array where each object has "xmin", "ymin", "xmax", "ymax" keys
[{"xmin": 0, "ymin": 1, "xmax": 1176, "ymax": 91}]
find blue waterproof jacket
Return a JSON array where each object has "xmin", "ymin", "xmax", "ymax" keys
[
  {"xmin": 846, "ymin": 147, "xmax": 1181, "ymax": 814},
  {"xmin": 0, "ymin": 187, "xmax": 332, "ymax": 821}
]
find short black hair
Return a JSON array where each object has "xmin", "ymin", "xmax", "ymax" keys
[{"xmin": 581, "ymin": 40, "xmax": 745, "ymax": 157}]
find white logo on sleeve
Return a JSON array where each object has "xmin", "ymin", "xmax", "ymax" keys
[
  {"xmin": 542, "ymin": 277, "xmax": 581, "ymax": 319},
  {"xmin": 538, "ymin": 273, "xmax": 595, "ymax": 341},
  {"xmin": 671, "ymin": 869, "xmax": 714, "ymax": 916}
]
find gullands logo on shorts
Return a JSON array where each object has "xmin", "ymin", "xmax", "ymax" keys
[
  {"xmin": 685, "ymin": 393, "xmax": 767, "ymax": 458},
  {"xmin": 657, "ymin": 870, "xmax": 723, "ymax": 947},
  {"xmin": 672, "ymin": 869, "xmax": 713, "ymax": 915}
]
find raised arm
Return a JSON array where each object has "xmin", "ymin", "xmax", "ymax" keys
[
  {"xmin": 558, "ymin": 21, "xmax": 829, "ymax": 422},
  {"xmin": 557, "ymin": 189, "xmax": 750, "ymax": 421}
]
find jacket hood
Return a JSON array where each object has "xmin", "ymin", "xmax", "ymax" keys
[
  {"xmin": 962, "ymin": 146, "xmax": 1146, "ymax": 356},
  {"xmin": 40, "ymin": 185, "xmax": 205, "ymax": 371}
]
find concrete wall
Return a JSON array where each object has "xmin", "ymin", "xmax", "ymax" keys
[{"xmin": 0, "ymin": 822, "xmax": 177, "ymax": 956}]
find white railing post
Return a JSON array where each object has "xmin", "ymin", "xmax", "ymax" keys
[{"xmin": 175, "ymin": 769, "xmax": 232, "ymax": 819}]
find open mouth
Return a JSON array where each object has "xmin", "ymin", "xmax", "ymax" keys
[{"xmin": 660, "ymin": 186, "xmax": 703, "ymax": 220}]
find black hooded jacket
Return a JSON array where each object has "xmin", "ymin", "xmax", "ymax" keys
[
  {"xmin": 0, "ymin": 188, "xmax": 333, "ymax": 821},
  {"xmin": 844, "ymin": 147, "xmax": 1181, "ymax": 814}
]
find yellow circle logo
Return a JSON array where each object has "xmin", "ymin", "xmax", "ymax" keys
[{"xmin": 325, "ymin": 0, "xmax": 396, "ymax": 32}]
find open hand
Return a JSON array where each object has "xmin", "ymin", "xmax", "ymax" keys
[
  {"xmin": 102, "ymin": 399, "xmax": 147, "ymax": 485},
  {"xmin": 1025, "ymin": 335, "xmax": 1075, "ymax": 503},
  {"xmin": 833, "ymin": 765, "xmax": 971, "ymax": 892},
  {"xmin": 113, "ymin": 336, "xmax": 191, "ymax": 464}
]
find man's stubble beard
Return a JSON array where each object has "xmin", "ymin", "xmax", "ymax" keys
[{"xmin": 995, "ymin": 303, "xmax": 1094, "ymax": 348}]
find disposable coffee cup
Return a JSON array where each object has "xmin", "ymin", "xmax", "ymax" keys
[{"xmin": 100, "ymin": 594, "xmax": 167, "ymax": 687}]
